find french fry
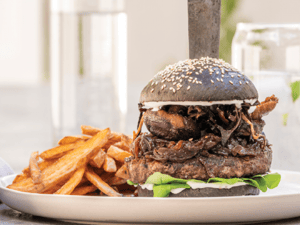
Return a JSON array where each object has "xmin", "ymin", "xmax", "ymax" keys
[
  {"xmin": 12, "ymin": 173, "xmax": 29, "ymax": 184},
  {"xmin": 107, "ymin": 145, "xmax": 132, "ymax": 163},
  {"xmin": 71, "ymin": 184, "xmax": 97, "ymax": 195},
  {"xmin": 84, "ymin": 166, "xmax": 122, "ymax": 197},
  {"xmin": 103, "ymin": 155, "xmax": 117, "ymax": 172},
  {"xmin": 81, "ymin": 125, "xmax": 123, "ymax": 145},
  {"xmin": 22, "ymin": 159, "xmax": 57, "ymax": 176},
  {"xmin": 113, "ymin": 142, "xmax": 130, "ymax": 152},
  {"xmin": 115, "ymin": 164, "xmax": 129, "ymax": 180},
  {"xmin": 58, "ymin": 135, "xmax": 90, "ymax": 145},
  {"xmin": 29, "ymin": 152, "xmax": 42, "ymax": 184},
  {"xmin": 81, "ymin": 125, "xmax": 101, "ymax": 136},
  {"xmin": 55, "ymin": 166, "xmax": 86, "ymax": 195},
  {"xmin": 39, "ymin": 140, "xmax": 86, "ymax": 160},
  {"xmin": 7, "ymin": 128, "xmax": 111, "ymax": 193},
  {"xmin": 107, "ymin": 176, "xmax": 127, "ymax": 186},
  {"xmin": 100, "ymin": 172, "xmax": 115, "ymax": 183},
  {"xmin": 89, "ymin": 149, "xmax": 106, "ymax": 168}
]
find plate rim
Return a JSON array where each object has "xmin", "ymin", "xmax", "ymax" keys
[{"xmin": 0, "ymin": 168, "xmax": 298, "ymax": 201}]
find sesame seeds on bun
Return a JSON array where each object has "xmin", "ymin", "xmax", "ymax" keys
[{"xmin": 139, "ymin": 57, "xmax": 258, "ymax": 106}]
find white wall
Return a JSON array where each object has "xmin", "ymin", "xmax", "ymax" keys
[{"xmin": 0, "ymin": 0, "xmax": 44, "ymax": 86}]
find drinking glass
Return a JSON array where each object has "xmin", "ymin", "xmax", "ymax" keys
[
  {"xmin": 50, "ymin": 0, "xmax": 127, "ymax": 143},
  {"xmin": 232, "ymin": 23, "xmax": 300, "ymax": 171}
]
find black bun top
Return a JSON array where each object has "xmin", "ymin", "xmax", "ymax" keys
[{"xmin": 140, "ymin": 57, "xmax": 258, "ymax": 104}]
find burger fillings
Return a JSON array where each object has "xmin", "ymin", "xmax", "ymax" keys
[{"xmin": 125, "ymin": 57, "xmax": 281, "ymax": 197}]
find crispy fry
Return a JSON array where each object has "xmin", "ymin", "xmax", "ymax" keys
[
  {"xmin": 84, "ymin": 166, "xmax": 122, "ymax": 197},
  {"xmin": 100, "ymin": 172, "xmax": 115, "ymax": 183},
  {"xmin": 71, "ymin": 184, "xmax": 98, "ymax": 195},
  {"xmin": 55, "ymin": 166, "xmax": 86, "ymax": 195},
  {"xmin": 7, "ymin": 128, "xmax": 110, "ymax": 193},
  {"xmin": 12, "ymin": 173, "xmax": 29, "ymax": 184},
  {"xmin": 58, "ymin": 135, "xmax": 90, "ymax": 145},
  {"xmin": 107, "ymin": 176, "xmax": 127, "ymax": 186},
  {"xmin": 115, "ymin": 164, "xmax": 129, "ymax": 180},
  {"xmin": 103, "ymin": 155, "xmax": 117, "ymax": 172},
  {"xmin": 40, "ymin": 140, "xmax": 85, "ymax": 160},
  {"xmin": 29, "ymin": 152, "xmax": 42, "ymax": 184},
  {"xmin": 89, "ymin": 149, "xmax": 106, "ymax": 168},
  {"xmin": 81, "ymin": 125, "xmax": 101, "ymax": 136},
  {"xmin": 113, "ymin": 142, "xmax": 130, "ymax": 152},
  {"xmin": 107, "ymin": 145, "xmax": 132, "ymax": 163},
  {"xmin": 81, "ymin": 125, "xmax": 123, "ymax": 145},
  {"xmin": 22, "ymin": 159, "xmax": 57, "ymax": 176}
]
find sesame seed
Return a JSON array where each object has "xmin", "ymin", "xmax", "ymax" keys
[
  {"xmin": 180, "ymin": 79, "xmax": 183, "ymax": 83},
  {"xmin": 221, "ymin": 75, "xmax": 224, "ymax": 78},
  {"xmin": 246, "ymin": 81, "xmax": 249, "ymax": 84},
  {"xmin": 231, "ymin": 75, "xmax": 234, "ymax": 78},
  {"xmin": 151, "ymin": 82, "xmax": 154, "ymax": 86},
  {"xmin": 221, "ymin": 79, "xmax": 223, "ymax": 82},
  {"xmin": 192, "ymin": 80, "xmax": 196, "ymax": 83},
  {"xmin": 173, "ymin": 82, "xmax": 177, "ymax": 85},
  {"xmin": 239, "ymin": 81, "xmax": 242, "ymax": 85},
  {"xmin": 216, "ymin": 78, "xmax": 220, "ymax": 82},
  {"xmin": 187, "ymin": 86, "xmax": 190, "ymax": 90},
  {"xmin": 211, "ymin": 80, "xmax": 214, "ymax": 84},
  {"xmin": 229, "ymin": 81, "xmax": 233, "ymax": 85},
  {"xmin": 173, "ymin": 89, "xmax": 176, "ymax": 93},
  {"xmin": 151, "ymin": 89, "xmax": 154, "ymax": 93},
  {"xmin": 196, "ymin": 72, "xmax": 199, "ymax": 75},
  {"xmin": 161, "ymin": 86, "xmax": 164, "ymax": 90},
  {"xmin": 238, "ymin": 75, "xmax": 241, "ymax": 78}
]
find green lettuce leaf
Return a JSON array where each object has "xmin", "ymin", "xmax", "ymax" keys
[
  {"xmin": 127, "ymin": 180, "xmax": 138, "ymax": 186},
  {"xmin": 127, "ymin": 172, "xmax": 281, "ymax": 197},
  {"xmin": 144, "ymin": 172, "xmax": 188, "ymax": 185},
  {"xmin": 263, "ymin": 173, "xmax": 281, "ymax": 189}
]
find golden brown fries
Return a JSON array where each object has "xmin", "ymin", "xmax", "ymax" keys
[
  {"xmin": 22, "ymin": 159, "xmax": 57, "ymax": 177},
  {"xmin": 103, "ymin": 155, "xmax": 117, "ymax": 172},
  {"xmin": 40, "ymin": 140, "xmax": 86, "ymax": 160},
  {"xmin": 89, "ymin": 149, "xmax": 106, "ymax": 168},
  {"xmin": 55, "ymin": 166, "xmax": 86, "ymax": 195},
  {"xmin": 107, "ymin": 176, "xmax": 127, "ymax": 186},
  {"xmin": 107, "ymin": 146, "xmax": 133, "ymax": 163},
  {"xmin": 12, "ymin": 173, "xmax": 29, "ymax": 184},
  {"xmin": 8, "ymin": 125, "xmax": 134, "ymax": 197},
  {"xmin": 29, "ymin": 152, "xmax": 42, "ymax": 184},
  {"xmin": 71, "ymin": 184, "xmax": 97, "ymax": 195},
  {"xmin": 7, "ymin": 128, "xmax": 110, "ymax": 193},
  {"xmin": 58, "ymin": 135, "xmax": 90, "ymax": 145},
  {"xmin": 85, "ymin": 166, "xmax": 122, "ymax": 197}
]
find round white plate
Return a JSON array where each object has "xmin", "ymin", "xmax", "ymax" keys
[{"xmin": 0, "ymin": 169, "xmax": 300, "ymax": 224}]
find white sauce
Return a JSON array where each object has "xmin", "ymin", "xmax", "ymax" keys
[
  {"xmin": 143, "ymin": 99, "xmax": 257, "ymax": 109},
  {"xmin": 187, "ymin": 181, "xmax": 247, "ymax": 189},
  {"xmin": 139, "ymin": 182, "xmax": 248, "ymax": 194}
]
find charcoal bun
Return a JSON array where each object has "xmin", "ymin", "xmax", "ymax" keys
[
  {"xmin": 140, "ymin": 57, "xmax": 258, "ymax": 104},
  {"xmin": 137, "ymin": 185, "xmax": 260, "ymax": 197}
]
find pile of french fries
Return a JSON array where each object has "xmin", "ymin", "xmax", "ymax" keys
[{"xmin": 7, "ymin": 125, "xmax": 136, "ymax": 197}]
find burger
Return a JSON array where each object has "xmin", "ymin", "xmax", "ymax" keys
[{"xmin": 125, "ymin": 57, "xmax": 281, "ymax": 197}]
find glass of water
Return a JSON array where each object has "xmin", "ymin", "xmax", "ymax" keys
[
  {"xmin": 50, "ymin": 0, "xmax": 127, "ymax": 143},
  {"xmin": 232, "ymin": 23, "xmax": 300, "ymax": 171}
]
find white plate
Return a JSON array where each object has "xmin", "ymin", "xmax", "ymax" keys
[{"xmin": 0, "ymin": 169, "xmax": 300, "ymax": 224}]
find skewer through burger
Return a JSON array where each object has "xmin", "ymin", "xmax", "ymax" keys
[{"xmin": 126, "ymin": 57, "xmax": 281, "ymax": 197}]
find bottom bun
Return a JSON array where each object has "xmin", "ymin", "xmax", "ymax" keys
[{"xmin": 138, "ymin": 185, "xmax": 260, "ymax": 197}]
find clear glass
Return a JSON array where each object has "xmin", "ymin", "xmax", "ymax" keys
[
  {"xmin": 50, "ymin": 0, "xmax": 127, "ymax": 144},
  {"xmin": 232, "ymin": 23, "xmax": 300, "ymax": 171}
]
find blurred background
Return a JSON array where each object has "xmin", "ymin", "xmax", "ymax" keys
[{"xmin": 1, "ymin": 0, "xmax": 300, "ymax": 173}]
